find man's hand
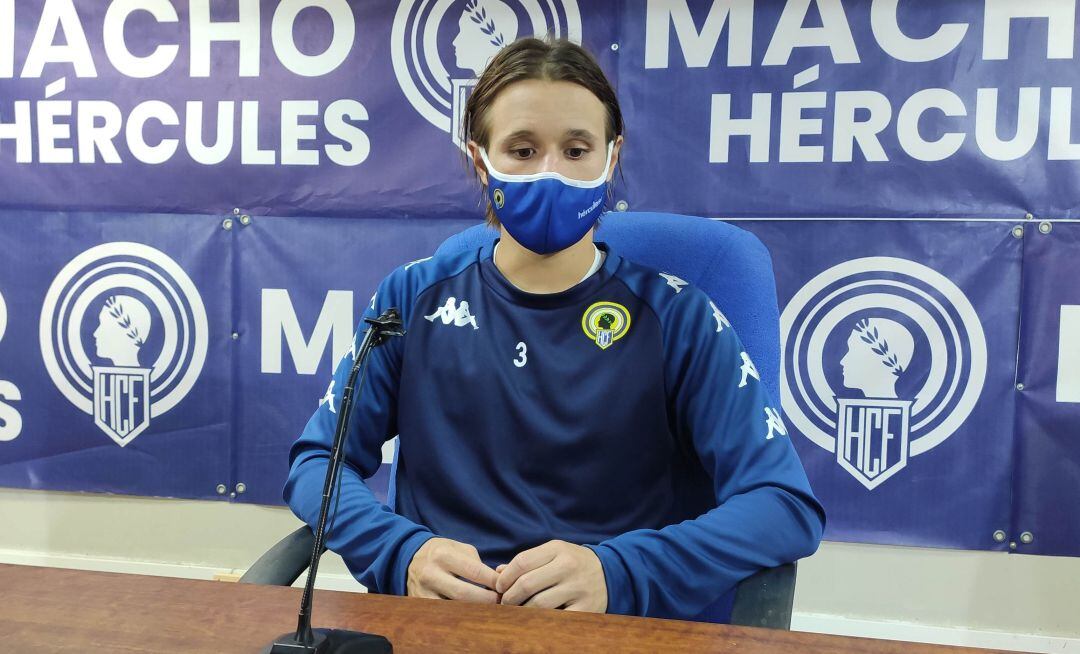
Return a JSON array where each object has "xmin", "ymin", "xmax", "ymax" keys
[
  {"xmin": 406, "ymin": 537, "xmax": 500, "ymax": 603},
  {"xmin": 495, "ymin": 540, "xmax": 608, "ymax": 612}
]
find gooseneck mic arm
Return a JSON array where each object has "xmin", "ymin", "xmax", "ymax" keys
[{"xmin": 266, "ymin": 308, "xmax": 406, "ymax": 654}]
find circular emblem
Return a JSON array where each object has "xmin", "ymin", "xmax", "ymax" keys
[
  {"xmin": 492, "ymin": 187, "xmax": 505, "ymax": 209},
  {"xmin": 780, "ymin": 257, "xmax": 986, "ymax": 489},
  {"xmin": 39, "ymin": 242, "xmax": 208, "ymax": 447},
  {"xmin": 581, "ymin": 301, "xmax": 630, "ymax": 350},
  {"xmin": 391, "ymin": 0, "xmax": 583, "ymax": 149}
]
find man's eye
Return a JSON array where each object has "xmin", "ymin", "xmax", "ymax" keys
[
  {"xmin": 566, "ymin": 148, "xmax": 588, "ymax": 159},
  {"xmin": 512, "ymin": 148, "xmax": 534, "ymax": 159}
]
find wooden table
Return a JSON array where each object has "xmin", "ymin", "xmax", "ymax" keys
[{"xmin": 1, "ymin": 563, "xmax": 1010, "ymax": 653}]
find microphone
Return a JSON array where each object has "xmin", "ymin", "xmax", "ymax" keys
[{"xmin": 264, "ymin": 308, "xmax": 406, "ymax": 654}]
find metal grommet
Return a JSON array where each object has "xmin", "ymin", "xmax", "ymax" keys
[
  {"xmin": 222, "ymin": 218, "xmax": 234, "ymax": 231},
  {"xmin": 1011, "ymin": 225, "xmax": 1024, "ymax": 239},
  {"xmin": 993, "ymin": 530, "xmax": 1006, "ymax": 543},
  {"xmin": 1039, "ymin": 221, "xmax": 1053, "ymax": 235},
  {"xmin": 239, "ymin": 214, "xmax": 252, "ymax": 226},
  {"xmin": 610, "ymin": 43, "xmax": 619, "ymax": 51},
  {"xmin": 1016, "ymin": 382, "xmax": 1025, "ymax": 391},
  {"xmin": 615, "ymin": 200, "xmax": 629, "ymax": 212},
  {"xmin": 1009, "ymin": 541, "xmax": 1017, "ymax": 551},
  {"xmin": 1020, "ymin": 531, "xmax": 1034, "ymax": 544},
  {"xmin": 1024, "ymin": 212, "xmax": 1034, "ymax": 221},
  {"xmin": 231, "ymin": 332, "xmax": 239, "ymax": 340},
  {"xmin": 216, "ymin": 483, "xmax": 227, "ymax": 495},
  {"xmin": 236, "ymin": 482, "xmax": 246, "ymax": 494},
  {"xmin": 233, "ymin": 208, "xmax": 241, "ymax": 215},
  {"xmin": 229, "ymin": 491, "xmax": 236, "ymax": 498}
]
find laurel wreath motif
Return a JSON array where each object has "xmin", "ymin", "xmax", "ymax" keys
[
  {"xmin": 855, "ymin": 318, "xmax": 903, "ymax": 377},
  {"xmin": 465, "ymin": 0, "xmax": 506, "ymax": 47},
  {"xmin": 105, "ymin": 295, "xmax": 145, "ymax": 347}
]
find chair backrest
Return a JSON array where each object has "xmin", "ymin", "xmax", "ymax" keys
[{"xmin": 433, "ymin": 211, "xmax": 782, "ymax": 401}]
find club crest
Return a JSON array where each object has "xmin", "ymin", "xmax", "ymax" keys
[
  {"xmin": 581, "ymin": 301, "xmax": 630, "ymax": 350},
  {"xmin": 39, "ymin": 243, "xmax": 208, "ymax": 447},
  {"xmin": 780, "ymin": 257, "xmax": 987, "ymax": 490}
]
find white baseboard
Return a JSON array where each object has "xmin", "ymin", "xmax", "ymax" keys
[
  {"xmin": 792, "ymin": 613, "xmax": 1080, "ymax": 653},
  {"xmin": 2, "ymin": 549, "xmax": 1076, "ymax": 652}
]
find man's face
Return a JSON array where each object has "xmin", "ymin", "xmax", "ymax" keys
[{"xmin": 469, "ymin": 79, "xmax": 621, "ymax": 183}]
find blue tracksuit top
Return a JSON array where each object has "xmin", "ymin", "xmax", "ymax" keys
[{"xmin": 283, "ymin": 240, "xmax": 825, "ymax": 620}]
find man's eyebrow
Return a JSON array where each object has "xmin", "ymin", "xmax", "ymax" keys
[
  {"xmin": 500, "ymin": 129, "xmax": 535, "ymax": 144},
  {"xmin": 498, "ymin": 128, "xmax": 599, "ymax": 144},
  {"xmin": 564, "ymin": 128, "xmax": 598, "ymax": 142}
]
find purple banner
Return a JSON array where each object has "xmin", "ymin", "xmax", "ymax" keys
[
  {"xmin": 0, "ymin": 0, "xmax": 1078, "ymax": 559},
  {"xmin": 741, "ymin": 219, "xmax": 1021, "ymax": 551},
  {"xmin": 1, "ymin": 1, "xmax": 1078, "ymax": 218},
  {"xmin": 1012, "ymin": 221, "xmax": 1080, "ymax": 556},
  {"xmin": 0, "ymin": 211, "xmax": 232, "ymax": 498}
]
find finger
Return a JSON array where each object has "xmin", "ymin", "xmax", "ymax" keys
[
  {"xmin": 522, "ymin": 584, "xmax": 577, "ymax": 610},
  {"xmin": 500, "ymin": 561, "xmax": 566, "ymax": 607},
  {"xmin": 496, "ymin": 564, "xmax": 507, "ymax": 573},
  {"xmin": 444, "ymin": 550, "xmax": 500, "ymax": 591},
  {"xmin": 430, "ymin": 570, "xmax": 499, "ymax": 604},
  {"xmin": 496, "ymin": 543, "xmax": 559, "ymax": 594}
]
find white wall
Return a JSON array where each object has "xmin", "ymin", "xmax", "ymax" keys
[{"xmin": 2, "ymin": 487, "xmax": 1078, "ymax": 651}]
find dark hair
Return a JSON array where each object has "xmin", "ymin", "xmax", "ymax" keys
[{"xmin": 462, "ymin": 36, "xmax": 624, "ymax": 226}]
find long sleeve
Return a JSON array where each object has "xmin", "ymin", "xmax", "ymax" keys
[
  {"xmin": 585, "ymin": 287, "xmax": 826, "ymax": 619},
  {"xmin": 282, "ymin": 275, "xmax": 434, "ymax": 596}
]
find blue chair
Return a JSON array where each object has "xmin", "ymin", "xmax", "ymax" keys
[{"xmin": 244, "ymin": 212, "xmax": 796, "ymax": 628}]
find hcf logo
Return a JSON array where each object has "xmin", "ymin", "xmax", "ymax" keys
[
  {"xmin": 39, "ymin": 243, "xmax": 208, "ymax": 447},
  {"xmin": 780, "ymin": 258, "xmax": 987, "ymax": 490}
]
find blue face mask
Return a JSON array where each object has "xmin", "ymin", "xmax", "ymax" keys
[{"xmin": 479, "ymin": 142, "xmax": 615, "ymax": 254}]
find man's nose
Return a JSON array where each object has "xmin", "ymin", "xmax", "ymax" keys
[{"xmin": 536, "ymin": 153, "xmax": 560, "ymax": 172}]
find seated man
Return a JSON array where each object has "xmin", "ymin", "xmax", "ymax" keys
[{"xmin": 283, "ymin": 36, "xmax": 824, "ymax": 621}]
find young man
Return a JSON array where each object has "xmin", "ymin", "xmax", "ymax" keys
[{"xmin": 284, "ymin": 37, "xmax": 825, "ymax": 621}]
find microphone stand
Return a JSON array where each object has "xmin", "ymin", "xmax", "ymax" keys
[{"xmin": 265, "ymin": 308, "xmax": 406, "ymax": 654}]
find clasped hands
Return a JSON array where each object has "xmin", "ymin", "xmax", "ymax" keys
[{"xmin": 406, "ymin": 537, "xmax": 607, "ymax": 612}]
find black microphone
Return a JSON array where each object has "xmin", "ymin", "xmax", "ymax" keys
[{"xmin": 264, "ymin": 308, "xmax": 406, "ymax": 654}]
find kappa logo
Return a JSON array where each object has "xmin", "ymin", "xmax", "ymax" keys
[
  {"xmin": 39, "ymin": 243, "xmax": 208, "ymax": 447},
  {"xmin": 426, "ymin": 297, "xmax": 480, "ymax": 330},
  {"xmin": 709, "ymin": 300, "xmax": 731, "ymax": 333},
  {"xmin": 659, "ymin": 272, "xmax": 688, "ymax": 294},
  {"xmin": 392, "ymin": 0, "xmax": 583, "ymax": 150},
  {"xmin": 781, "ymin": 257, "xmax": 987, "ymax": 490}
]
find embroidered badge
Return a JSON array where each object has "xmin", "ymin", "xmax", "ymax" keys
[{"xmin": 581, "ymin": 301, "xmax": 631, "ymax": 350}]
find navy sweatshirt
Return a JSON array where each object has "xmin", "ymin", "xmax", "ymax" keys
[{"xmin": 283, "ymin": 240, "xmax": 825, "ymax": 620}]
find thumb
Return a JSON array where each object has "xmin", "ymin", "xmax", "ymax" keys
[{"xmin": 496, "ymin": 564, "xmax": 508, "ymax": 573}]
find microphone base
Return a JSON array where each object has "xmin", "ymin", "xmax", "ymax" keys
[{"xmin": 264, "ymin": 628, "xmax": 392, "ymax": 654}]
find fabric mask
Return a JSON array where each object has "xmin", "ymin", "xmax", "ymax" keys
[{"xmin": 478, "ymin": 141, "xmax": 615, "ymax": 254}]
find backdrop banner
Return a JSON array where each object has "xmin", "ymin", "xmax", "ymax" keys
[
  {"xmin": 0, "ymin": 0, "xmax": 1078, "ymax": 558},
  {"xmin": 740, "ymin": 219, "xmax": 1021, "ymax": 551},
  {"xmin": 0, "ymin": 211, "xmax": 232, "ymax": 499},
  {"xmin": 1012, "ymin": 221, "xmax": 1080, "ymax": 557},
  {"xmin": 0, "ymin": 1, "xmax": 1077, "ymax": 218}
]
